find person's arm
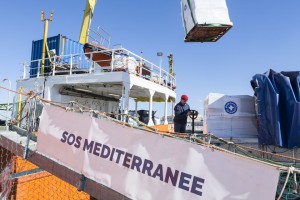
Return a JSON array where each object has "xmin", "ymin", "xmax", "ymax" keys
[
  {"xmin": 186, "ymin": 104, "xmax": 191, "ymax": 115},
  {"xmin": 174, "ymin": 105, "xmax": 189, "ymax": 119}
]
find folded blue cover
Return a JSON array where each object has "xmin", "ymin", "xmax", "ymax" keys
[{"xmin": 251, "ymin": 69, "xmax": 300, "ymax": 148}]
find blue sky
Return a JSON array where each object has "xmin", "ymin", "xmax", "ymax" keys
[{"xmin": 1, "ymin": 0, "xmax": 300, "ymax": 117}]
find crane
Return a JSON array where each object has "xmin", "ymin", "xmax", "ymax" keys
[
  {"xmin": 78, "ymin": 0, "xmax": 233, "ymax": 44},
  {"xmin": 79, "ymin": 0, "xmax": 97, "ymax": 44}
]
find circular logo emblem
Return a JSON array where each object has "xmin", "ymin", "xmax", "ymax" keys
[{"xmin": 224, "ymin": 101, "xmax": 238, "ymax": 114}]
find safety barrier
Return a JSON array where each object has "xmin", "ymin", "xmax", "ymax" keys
[{"xmin": 21, "ymin": 48, "xmax": 176, "ymax": 90}]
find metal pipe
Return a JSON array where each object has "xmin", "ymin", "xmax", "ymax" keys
[
  {"xmin": 110, "ymin": 50, "xmax": 114, "ymax": 72},
  {"xmin": 23, "ymin": 63, "xmax": 27, "ymax": 79},
  {"xmin": 41, "ymin": 11, "xmax": 53, "ymax": 76},
  {"xmin": 23, "ymin": 98, "xmax": 34, "ymax": 160},
  {"xmin": 157, "ymin": 52, "xmax": 163, "ymax": 84},
  {"xmin": 17, "ymin": 87, "xmax": 23, "ymax": 127},
  {"xmin": 134, "ymin": 100, "xmax": 138, "ymax": 117},
  {"xmin": 70, "ymin": 54, "xmax": 73, "ymax": 75},
  {"xmin": 41, "ymin": 19, "xmax": 49, "ymax": 76},
  {"xmin": 2, "ymin": 79, "xmax": 11, "ymax": 131},
  {"xmin": 37, "ymin": 60, "xmax": 41, "ymax": 77},
  {"xmin": 164, "ymin": 95, "xmax": 169, "ymax": 125}
]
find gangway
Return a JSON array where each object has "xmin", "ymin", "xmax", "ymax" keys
[
  {"xmin": 0, "ymin": 126, "xmax": 129, "ymax": 199},
  {"xmin": 0, "ymin": 102, "xmax": 288, "ymax": 200}
]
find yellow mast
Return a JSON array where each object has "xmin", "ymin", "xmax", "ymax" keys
[
  {"xmin": 79, "ymin": 0, "xmax": 97, "ymax": 44},
  {"xmin": 17, "ymin": 87, "xmax": 23, "ymax": 127},
  {"xmin": 40, "ymin": 10, "xmax": 53, "ymax": 76}
]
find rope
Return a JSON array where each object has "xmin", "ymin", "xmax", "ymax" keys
[
  {"xmin": 2, "ymin": 86, "xmax": 300, "ymax": 171},
  {"xmin": 277, "ymin": 166, "xmax": 295, "ymax": 200},
  {"xmin": 0, "ymin": 85, "xmax": 30, "ymax": 96},
  {"xmin": 204, "ymin": 133, "xmax": 300, "ymax": 164},
  {"xmin": 6, "ymin": 87, "xmax": 300, "ymax": 199},
  {"xmin": 34, "ymin": 97, "xmax": 300, "ymax": 169},
  {"xmin": 234, "ymin": 143, "xmax": 300, "ymax": 163},
  {"xmin": 19, "ymin": 102, "xmax": 300, "ymax": 168}
]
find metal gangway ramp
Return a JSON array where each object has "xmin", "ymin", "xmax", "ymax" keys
[
  {"xmin": 0, "ymin": 98, "xmax": 291, "ymax": 200},
  {"xmin": 0, "ymin": 126, "xmax": 130, "ymax": 199}
]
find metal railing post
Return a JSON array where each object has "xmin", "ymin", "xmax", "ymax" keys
[
  {"xmin": 151, "ymin": 64, "xmax": 153, "ymax": 80},
  {"xmin": 110, "ymin": 50, "xmax": 114, "ymax": 72},
  {"xmin": 23, "ymin": 98, "xmax": 34, "ymax": 159},
  {"xmin": 139, "ymin": 61, "xmax": 142, "ymax": 76},
  {"xmin": 17, "ymin": 87, "xmax": 23, "ymax": 127},
  {"xmin": 37, "ymin": 60, "xmax": 41, "ymax": 78},
  {"xmin": 70, "ymin": 54, "xmax": 73, "ymax": 75},
  {"xmin": 23, "ymin": 63, "xmax": 26, "ymax": 79},
  {"xmin": 53, "ymin": 55, "xmax": 56, "ymax": 76},
  {"xmin": 89, "ymin": 52, "xmax": 93, "ymax": 74},
  {"xmin": 159, "ymin": 67, "xmax": 162, "ymax": 85}
]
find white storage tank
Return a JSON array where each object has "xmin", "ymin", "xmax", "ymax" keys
[
  {"xmin": 181, "ymin": 0, "xmax": 233, "ymax": 42},
  {"xmin": 203, "ymin": 93, "xmax": 258, "ymax": 138}
]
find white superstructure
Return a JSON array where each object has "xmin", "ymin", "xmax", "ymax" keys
[{"xmin": 18, "ymin": 47, "xmax": 176, "ymax": 125}]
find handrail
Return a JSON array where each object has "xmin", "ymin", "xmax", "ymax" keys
[
  {"xmin": 21, "ymin": 47, "xmax": 176, "ymax": 90},
  {"xmin": 118, "ymin": 48, "xmax": 176, "ymax": 81},
  {"xmin": 88, "ymin": 27, "xmax": 111, "ymax": 47}
]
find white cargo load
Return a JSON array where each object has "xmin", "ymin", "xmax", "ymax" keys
[
  {"xmin": 203, "ymin": 93, "xmax": 258, "ymax": 138},
  {"xmin": 113, "ymin": 55, "xmax": 137, "ymax": 74},
  {"xmin": 181, "ymin": 0, "xmax": 233, "ymax": 42}
]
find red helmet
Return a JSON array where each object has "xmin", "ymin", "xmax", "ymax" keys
[{"xmin": 181, "ymin": 94, "xmax": 188, "ymax": 101}]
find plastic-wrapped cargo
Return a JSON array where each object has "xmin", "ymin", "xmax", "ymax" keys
[
  {"xmin": 181, "ymin": 0, "xmax": 233, "ymax": 42},
  {"xmin": 203, "ymin": 93, "xmax": 258, "ymax": 139},
  {"xmin": 113, "ymin": 55, "xmax": 138, "ymax": 74},
  {"xmin": 30, "ymin": 34, "xmax": 85, "ymax": 78}
]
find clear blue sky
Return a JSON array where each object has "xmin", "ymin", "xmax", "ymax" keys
[{"xmin": 1, "ymin": 0, "xmax": 300, "ymax": 116}]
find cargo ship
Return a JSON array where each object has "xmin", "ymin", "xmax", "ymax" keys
[{"xmin": 0, "ymin": 1, "xmax": 299, "ymax": 200}]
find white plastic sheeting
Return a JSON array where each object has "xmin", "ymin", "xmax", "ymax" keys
[
  {"xmin": 181, "ymin": 0, "xmax": 233, "ymax": 34},
  {"xmin": 204, "ymin": 93, "xmax": 258, "ymax": 138},
  {"xmin": 113, "ymin": 55, "xmax": 137, "ymax": 74}
]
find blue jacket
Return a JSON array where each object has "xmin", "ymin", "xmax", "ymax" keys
[{"xmin": 173, "ymin": 102, "xmax": 190, "ymax": 124}]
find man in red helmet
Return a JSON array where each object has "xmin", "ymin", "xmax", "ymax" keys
[{"xmin": 173, "ymin": 94, "xmax": 191, "ymax": 133}]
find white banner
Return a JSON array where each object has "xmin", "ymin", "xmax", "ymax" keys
[{"xmin": 38, "ymin": 105, "xmax": 280, "ymax": 200}]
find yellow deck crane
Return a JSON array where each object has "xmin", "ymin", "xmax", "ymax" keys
[{"xmin": 79, "ymin": 0, "xmax": 97, "ymax": 44}]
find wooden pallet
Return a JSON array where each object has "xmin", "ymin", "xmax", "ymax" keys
[{"xmin": 185, "ymin": 24, "xmax": 232, "ymax": 42}]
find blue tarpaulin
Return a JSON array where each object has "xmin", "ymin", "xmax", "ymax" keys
[{"xmin": 251, "ymin": 69, "xmax": 300, "ymax": 149}]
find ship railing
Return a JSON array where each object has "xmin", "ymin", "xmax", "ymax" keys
[
  {"xmin": 113, "ymin": 48, "xmax": 176, "ymax": 90},
  {"xmin": 21, "ymin": 48, "xmax": 176, "ymax": 90},
  {"xmin": 88, "ymin": 26, "xmax": 111, "ymax": 48}
]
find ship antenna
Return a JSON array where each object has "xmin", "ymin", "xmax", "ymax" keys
[{"xmin": 40, "ymin": 10, "xmax": 54, "ymax": 76}]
